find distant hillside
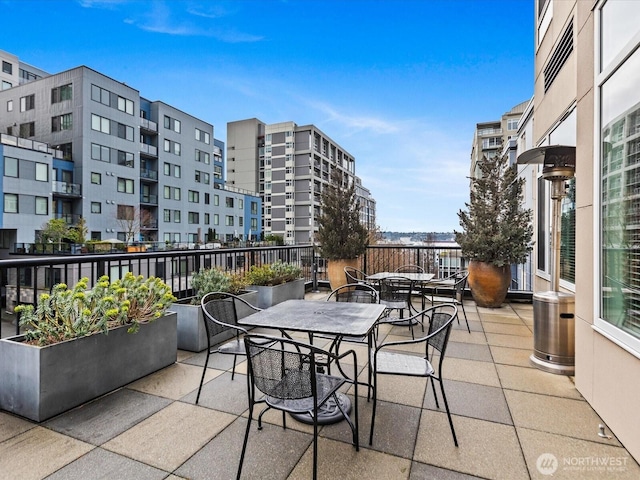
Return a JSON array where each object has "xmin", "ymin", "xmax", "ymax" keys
[{"xmin": 382, "ymin": 232, "xmax": 455, "ymax": 243}]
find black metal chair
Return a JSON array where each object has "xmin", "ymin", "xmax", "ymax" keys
[
  {"xmin": 378, "ymin": 275, "xmax": 420, "ymax": 337},
  {"xmin": 369, "ymin": 303, "xmax": 459, "ymax": 447},
  {"xmin": 196, "ymin": 292, "xmax": 261, "ymax": 404},
  {"xmin": 430, "ymin": 272, "xmax": 470, "ymax": 333},
  {"xmin": 395, "ymin": 264, "xmax": 425, "ymax": 273},
  {"xmin": 237, "ymin": 334, "xmax": 359, "ymax": 480},
  {"xmin": 344, "ymin": 266, "xmax": 369, "ymax": 285}
]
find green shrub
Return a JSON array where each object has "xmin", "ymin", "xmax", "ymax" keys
[
  {"xmin": 245, "ymin": 261, "xmax": 302, "ymax": 286},
  {"xmin": 190, "ymin": 267, "xmax": 248, "ymax": 304},
  {"xmin": 15, "ymin": 273, "xmax": 176, "ymax": 346}
]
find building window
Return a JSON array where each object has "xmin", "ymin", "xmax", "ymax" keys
[
  {"xmin": 164, "ymin": 186, "xmax": 171, "ymax": 199},
  {"xmin": 507, "ymin": 118, "xmax": 519, "ymax": 130},
  {"xmin": 35, "ymin": 197, "xmax": 48, "ymax": 214},
  {"xmin": 117, "ymin": 123, "xmax": 134, "ymax": 141},
  {"xmin": 20, "ymin": 122, "xmax": 35, "ymax": 137},
  {"xmin": 214, "ymin": 194, "xmax": 219, "ymax": 206},
  {"xmin": 117, "ymin": 96, "xmax": 134, "ymax": 115},
  {"xmin": 2, "ymin": 61, "xmax": 12, "ymax": 74},
  {"xmin": 164, "ymin": 162, "xmax": 171, "ymax": 176},
  {"xmin": 91, "ymin": 84, "xmax": 110, "ymax": 105},
  {"xmin": 239, "ymin": 217, "xmax": 244, "ymax": 227},
  {"xmin": 91, "ymin": 172, "xmax": 101, "ymax": 184},
  {"xmin": 214, "ymin": 214, "xmax": 219, "ymax": 225},
  {"xmin": 188, "ymin": 212, "xmax": 199, "ymax": 224},
  {"xmin": 239, "ymin": 199, "xmax": 244, "ymax": 209},
  {"xmin": 7, "ymin": 100, "xmax": 13, "ymax": 112},
  {"xmin": 251, "ymin": 201, "xmax": 258, "ymax": 215},
  {"xmin": 174, "ymin": 165, "xmax": 181, "ymax": 178},
  {"xmin": 4, "ymin": 193, "xmax": 18, "ymax": 213},
  {"xmin": 251, "ymin": 218, "xmax": 258, "ymax": 230},
  {"xmin": 188, "ymin": 190, "xmax": 199, "ymax": 203},
  {"xmin": 117, "ymin": 177, "xmax": 134, "ymax": 194},
  {"xmin": 4, "ymin": 157, "xmax": 18, "ymax": 177},
  {"xmin": 20, "ymin": 94, "xmax": 35, "ymax": 112},
  {"xmin": 204, "ymin": 193, "xmax": 210, "ymax": 204},
  {"xmin": 51, "ymin": 113, "xmax": 72, "ymax": 132},
  {"xmin": 91, "ymin": 143, "xmax": 110, "ymax": 162},
  {"xmin": 91, "ymin": 202, "xmax": 101, "ymax": 213},
  {"xmin": 35, "ymin": 163, "xmax": 48, "ymax": 182},
  {"xmin": 164, "ymin": 209, "xmax": 171, "ymax": 222},
  {"xmin": 195, "ymin": 128, "xmax": 210, "ymax": 144},
  {"xmin": 164, "ymin": 139, "xmax": 170, "ymax": 152},
  {"xmin": 51, "ymin": 84, "xmax": 72, "ymax": 103},
  {"xmin": 174, "ymin": 187, "xmax": 181, "ymax": 201},
  {"xmin": 226, "ymin": 197, "xmax": 234, "ymax": 208},
  {"xmin": 2, "ymin": 80, "xmax": 11, "ymax": 90},
  {"xmin": 214, "ymin": 165, "xmax": 222, "ymax": 179},
  {"xmin": 195, "ymin": 149, "xmax": 210, "ymax": 164},
  {"xmin": 204, "ymin": 213, "xmax": 210, "ymax": 224},
  {"xmin": 117, "ymin": 150, "xmax": 134, "ymax": 167},
  {"xmin": 56, "ymin": 143, "xmax": 72, "ymax": 161},
  {"xmin": 225, "ymin": 215, "xmax": 234, "ymax": 226},
  {"xmin": 598, "ymin": 3, "xmax": 640, "ymax": 347},
  {"xmin": 91, "ymin": 114, "xmax": 110, "ymax": 134},
  {"xmin": 174, "ymin": 210, "xmax": 181, "ymax": 223},
  {"xmin": 117, "ymin": 204, "xmax": 134, "ymax": 220}
]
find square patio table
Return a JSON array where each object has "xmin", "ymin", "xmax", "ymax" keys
[{"xmin": 239, "ymin": 299, "xmax": 386, "ymax": 424}]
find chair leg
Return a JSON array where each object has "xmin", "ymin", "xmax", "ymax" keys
[
  {"xmin": 237, "ymin": 399, "xmax": 254, "ymax": 480},
  {"xmin": 429, "ymin": 376, "xmax": 439, "ymax": 409},
  {"xmin": 195, "ymin": 350, "xmax": 211, "ymax": 404},
  {"xmin": 369, "ymin": 372, "xmax": 378, "ymax": 445},
  {"xmin": 231, "ymin": 355, "xmax": 238, "ymax": 380},
  {"xmin": 312, "ymin": 407, "xmax": 319, "ymax": 480},
  {"xmin": 438, "ymin": 379, "xmax": 458, "ymax": 447},
  {"xmin": 461, "ymin": 302, "xmax": 470, "ymax": 333}
]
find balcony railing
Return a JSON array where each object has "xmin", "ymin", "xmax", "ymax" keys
[
  {"xmin": 140, "ymin": 168, "xmax": 158, "ymax": 181},
  {"xmin": 140, "ymin": 143, "xmax": 158, "ymax": 157},
  {"xmin": 54, "ymin": 213, "xmax": 80, "ymax": 225},
  {"xmin": 139, "ymin": 118, "xmax": 158, "ymax": 132},
  {"xmin": 140, "ymin": 194, "xmax": 158, "ymax": 204},
  {"xmin": 52, "ymin": 181, "xmax": 82, "ymax": 196}
]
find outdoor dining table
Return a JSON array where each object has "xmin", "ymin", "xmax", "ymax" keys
[
  {"xmin": 238, "ymin": 299, "xmax": 387, "ymax": 424},
  {"xmin": 366, "ymin": 271, "xmax": 436, "ymax": 312}
]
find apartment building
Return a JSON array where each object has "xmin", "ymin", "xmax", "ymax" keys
[
  {"xmin": 470, "ymin": 100, "xmax": 529, "ymax": 179},
  {"xmin": 0, "ymin": 50, "xmax": 261, "ymax": 247},
  {"xmin": 519, "ymin": 0, "xmax": 640, "ymax": 462},
  {"xmin": 227, "ymin": 118, "xmax": 376, "ymax": 245}
]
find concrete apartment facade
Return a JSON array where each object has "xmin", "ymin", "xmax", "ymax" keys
[
  {"xmin": 521, "ymin": 0, "xmax": 640, "ymax": 462},
  {"xmin": 0, "ymin": 50, "xmax": 261, "ymax": 247},
  {"xmin": 227, "ymin": 118, "xmax": 376, "ymax": 245}
]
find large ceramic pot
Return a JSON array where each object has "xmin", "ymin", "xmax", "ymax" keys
[
  {"xmin": 467, "ymin": 261, "xmax": 511, "ymax": 308},
  {"xmin": 327, "ymin": 258, "xmax": 360, "ymax": 290}
]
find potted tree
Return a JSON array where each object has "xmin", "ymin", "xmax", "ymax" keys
[
  {"xmin": 244, "ymin": 261, "xmax": 304, "ymax": 308},
  {"xmin": 316, "ymin": 168, "xmax": 369, "ymax": 289},
  {"xmin": 171, "ymin": 267, "xmax": 257, "ymax": 352},
  {"xmin": 0, "ymin": 274, "xmax": 177, "ymax": 421},
  {"xmin": 455, "ymin": 154, "xmax": 533, "ymax": 308}
]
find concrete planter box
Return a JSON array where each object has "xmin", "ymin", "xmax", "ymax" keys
[
  {"xmin": 251, "ymin": 278, "xmax": 305, "ymax": 309},
  {"xmin": 0, "ymin": 312, "xmax": 177, "ymax": 422},
  {"xmin": 172, "ymin": 290, "xmax": 259, "ymax": 352}
]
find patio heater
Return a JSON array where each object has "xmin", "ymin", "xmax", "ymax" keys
[{"xmin": 517, "ymin": 145, "xmax": 576, "ymax": 375}]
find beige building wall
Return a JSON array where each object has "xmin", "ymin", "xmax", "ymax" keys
[{"xmin": 532, "ymin": 0, "xmax": 640, "ymax": 462}]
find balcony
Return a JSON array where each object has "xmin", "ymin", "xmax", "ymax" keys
[
  {"xmin": 139, "ymin": 118, "xmax": 158, "ymax": 133},
  {"xmin": 52, "ymin": 181, "xmax": 81, "ymax": 197},
  {"xmin": 140, "ymin": 193, "xmax": 158, "ymax": 205},
  {"xmin": 140, "ymin": 143, "xmax": 158, "ymax": 157},
  {"xmin": 54, "ymin": 213, "xmax": 80, "ymax": 225},
  {"xmin": 140, "ymin": 168, "xmax": 158, "ymax": 181}
]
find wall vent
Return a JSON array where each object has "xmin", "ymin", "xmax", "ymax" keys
[{"xmin": 544, "ymin": 19, "xmax": 573, "ymax": 92}]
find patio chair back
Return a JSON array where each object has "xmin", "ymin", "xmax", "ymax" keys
[
  {"xmin": 395, "ymin": 264, "xmax": 425, "ymax": 273},
  {"xmin": 327, "ymin": 283, "xmax": 378, "ymax": 304},
  {"xmin": 344, "ymin": 266, "xmax": 368, "ymax": 284}
]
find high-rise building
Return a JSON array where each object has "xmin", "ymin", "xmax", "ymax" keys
[
  {"xmin": 227, "ymin": 118, "xmax": 376, "ymax": 245},
  {"xmin": 0, "ymin": 50, "xmax": 260, "ymax": 247}
]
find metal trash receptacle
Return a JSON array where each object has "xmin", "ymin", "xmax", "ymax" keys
[{"xmin": 530, "ymin": 290, "xmax": 575, "ymax": 375}]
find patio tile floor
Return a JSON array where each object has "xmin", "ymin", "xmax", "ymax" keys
[{"xmin": 1, "ymin": 294, "xmax": 639, "ymax": 479}]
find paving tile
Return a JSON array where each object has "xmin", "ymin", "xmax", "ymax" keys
[
  {"xmin": 517, "ymin": 427, "xmax": 640, "ymax": 479},
  {"xmin": 103, "ymin": 401, "xmax": 236, "ymax": 471},
  {"xmin": 485, "ymin": 332, "xmax": 533, "ymax": 350},
  {"xmin": 446, "ymin": 341, "xmax": 493, "ymax": 362},
  {"xmin": 181, "ymin": 371, "xmax": 250, "ymax": 415},
  {"xmin": 480, "ymin": 313, "xmax": 526, "ymax": 325},
  {"xmin": 46, "ymin": 447, "xmax": 168, "ymax": 480},
  {"xmin": 441, "ymin": 357, "xmax": 501, "ymax": 387},
  {"xmin": 496, "ymin": 364, "xmax": 582, "ymax": 399},
  {"xmin": 410, "ymin": 462, "xmax": 484, "ymax": 480},
  {"xmin": 490, "ymin": 345, "xmax": 534, "ymax": 368},
  {"xmin": 0, "ymin": 426, "xmax": 93, "ymax": 480},
  {"xmin": 176, "ymin": 416, "xmax": 312, "ymax": 480},
  {"xmin": 127, "ymin": 362, "xmax": 221, "ymax": 400},
  {"xmin": 370, "ymin": 371, "xmax": 427, "ymax": 407},
  {"xmin": 449, "ymin": 330, "xmax": 488, "ymax": 345},
  {"xmin": 0, "ymin": 411, "xmax": 34, "ymax": 443},
  {"xmin": 482, "ymin": 322, "xmax": 533, "ymax": 337},
  {"xmin": 45, "ymin": 389, "xmax": 171, "ymax": 445},
  {"xmin": 289, "ymin": 437, "xmax": 412, "ymax": 480},
  {"xmin": 424, "ymin": 379, "xmax": 512, "ymax": 425},
  {"xmin": 504, "ymin": 390, "xmax": 622, "ymax": 446},
  {"xmin": 414, "ymin": 411, "xmax": 529, "ymax": 480}
]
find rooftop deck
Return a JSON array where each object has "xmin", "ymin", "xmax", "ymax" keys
[{"xmin": 1, "ymin": 294, "xmax": 638, "ymax": 479}]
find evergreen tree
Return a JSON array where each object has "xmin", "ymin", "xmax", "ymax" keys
[
  {"xmin": 455, "ymin": 154, "xmax": 533, "ymax": 267},
  {"xmin": 317, "ymin": 168, "xmax": 368, "ymax": 259}
]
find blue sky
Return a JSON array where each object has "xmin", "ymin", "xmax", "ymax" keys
[{"xmin": 1, "ymin": 0, "xmax": 534, "ymax": 232}]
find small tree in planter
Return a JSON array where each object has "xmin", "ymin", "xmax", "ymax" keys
[
  {"xmin": 316, "ymin": 168, "xmax": 368, "ymax": 289},
  {"xmin": 455, "ymin": 154, "xmax": 533, "ymax": 307}
]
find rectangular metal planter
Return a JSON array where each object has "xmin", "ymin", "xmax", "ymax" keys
[
  {"xmin": 0, "ymin": 312, "xmax": 177, "ymax": 422},
  {"xmin": 251, "ymin": 278, "xmax": 305, "ymax": 309},
  {"xmin": 173, "ymin": 290, "xmax": 259, "ymax": 352}
]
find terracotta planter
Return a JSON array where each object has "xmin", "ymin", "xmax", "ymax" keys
[
  {"xmin": 327, "ymin": 258, "xmax": 360, "ymax": 290},
  {"xmin": 467, "ymin": 261, "xmax": 511, "ymax": 308}
]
